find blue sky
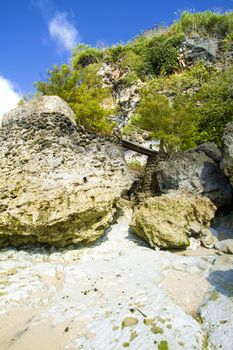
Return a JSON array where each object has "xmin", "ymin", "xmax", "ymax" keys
[{"xmin": 0, "ymin": 0, "xmax": 232, "ymax": 116}]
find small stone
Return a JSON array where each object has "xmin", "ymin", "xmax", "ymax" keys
[
  {"xmin": 130, "ymin": 329, "xmax": 138, "ymax": 341},
  {"xmin": 143, "ymin": 317, "xmax": 155, "ymax": 325},
  {"xmin": 122, "ymin": 342, "xmax": 130, "ymax": 347},
  {"xmin": 200, "ymin": 228, "xmax": 215, "ymax": 249},
  {"xmin": 122, "ymin": 316, "xmax": 138, "ymax": 328},
  {"xmin": 189, "ymin": 237, "xmax": 201, "ymax": 250},
  {"xmin": 151, "ymin": 325, "xmax": 164, "ymax": 334}
]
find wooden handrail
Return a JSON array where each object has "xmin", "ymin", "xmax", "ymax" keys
[{"xmin": 122, "ymin": 139, "xmax": 159, "ymax": 156}]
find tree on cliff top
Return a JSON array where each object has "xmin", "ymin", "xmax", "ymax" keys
[{"xmin": 35, "ymin": 63, "xmax": 114, "ymax": 134}]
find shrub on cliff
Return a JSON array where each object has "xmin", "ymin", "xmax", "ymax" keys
[
  {"xmin": 125, "ymin": 89, "xmax": 196, "ymax": 151},
  {"xmin": 35, "ymin": 64, "xmax": 114, "ymax": 134},
  {"xmin": 172, "ymin": 11, "xmax": 233, "ymax": 38},
  {"xmin": 72, "ymin": 44, "xmax": 103, "ymax": 68},
  {"xmin": 126, "ymin": 64, "xmax": 233, "ymax": 150},
  {"xmin": 147, "ymin": 35, "xmax": 179, "ymax": 75},
  {"xmin": 185, "ymin": 66, "xmax": 233, "ymax": 146}
]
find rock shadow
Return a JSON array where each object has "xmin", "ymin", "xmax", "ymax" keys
[
  {"xmin": 200, "ymin": 160, "xmax": 232, "ymax": 209},
  {"xmin": 125, "ymin": 227, "xmax": 151, "ymax": 248},
  {"xmin": 207, "ymin": 269, "xmax": 233, "ymax": 297}
]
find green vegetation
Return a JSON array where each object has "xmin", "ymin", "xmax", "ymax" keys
[
  {"xmin": 151, "ymin": 325, "xmax": 164, "ymax": 334},
  {"xmin": 172, "ymin": 11, "xmax": 233, "ymax": 38},
  {"xmin": 35, "ymin": 63, "xmax": 114, "ymax": 134},
  {"xmin": 103, "ymin": 33, "xmax": 181, "ymax": 80},
  {"xmin": 158, "ymin": 340, "xmax": 169, "ymax": 350},
  {"xmin": 127, "ymin": 160, "xmax": 146, "ymax": 173},
  {"xmin": 189, "ymin": 67, "xmax": 233, "ymax": 146},
  {"xmin": 72, "ymin": 44, "xmax": 103, "ymax": 68},
  {"xmin": 35, "ymin": 10, "xmax": 233, "ymax": 143},
  {"xmin": 124, "ymin": 84, "xmax": 197, "ymax": 151},
  {"xmin": 125, "ymin": 63, "xmax": 233, "ymax": 150}
]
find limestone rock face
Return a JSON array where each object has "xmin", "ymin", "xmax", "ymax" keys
[
  {"xmin": 144, "ymin": 143, "xmax": 232, "ymax": 208},
  {"xmin": 98, "ymin": 63, "xmax": 141, "ymax": 127},
  {"xmin": 0, "ymin": 98, "xmax": 132, "ymax": 247},
  {"xmin": 180, "ymin": 38, "xmax": 218, "ymax": 66},
  {"xmin": 1, "ymin": 95, "xmax": 75, "ymax": 127},
  {"xmin": 221, "ymin": 122, "xmax": 233, "ymax": 186},
  {"xmin": 130, "ymin": 191, "xmax": 216, "ymax": 249}
]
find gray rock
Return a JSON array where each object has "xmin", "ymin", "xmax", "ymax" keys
[
  {"xmin": 212, "ymin": 209, "xmax": 233, "ymax": 240},
  {"xmin": 221, "ymin": 122, "xmax": 233, "ymax": 186},
  {"xmin": 0, "ymin": 97, "xmax": 132, "ymax": 247},
  {"xmin": 2, "ymin": 95, "xmax": 75, "ymax": 127},
  {"xmin": 216, "ymin": 239, "xmax": 233, "ymax": 254},
  {"xmin": 180, "ymin": 37, "xmax": 218, "ymax": 66},
  {"xmin": 98, "ymin": 63, "xmax": 142, "ymax": 127},
  {"xmin": 145, "ymin": 144, "xmax": 232, "ymax": 208},
  {"xmin": 200, "ymin": 228, "xmax": 216, "ymax": 249},
  {"xmin": 194, "ymin": 142, "xmax": 222, "ymax": 163}
]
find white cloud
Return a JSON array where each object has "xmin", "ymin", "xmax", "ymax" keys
[
  {"xmin": 49, "ymin": 12, "xmax": 79, "ymax": 51},
  {"xmin": 0, "ymin": 76, "xmax": 21, "ymax": 126}
]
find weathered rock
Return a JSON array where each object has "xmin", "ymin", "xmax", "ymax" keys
[
  {"xmin": 195, "ymin": 142, "xmax": 222, "ymax": 162},
  {"xmin": 0, "ymin": 98, "xmax": 132, "ymax": 247},
  {"xmin": 143, "ymin": 143, "xmax": 232, "ymax": 208},
  {"xmin": 200, "ymin": 228, "xmax": 216, "ymax": 249},
  {"xmin": 212, "ymin": 208, "xmax": 233, "ymax": 240},
  {"xmin": 221, "ymin": 122, "xmax": 233, "ymax": 186},
  {"xmin": 180, "ymin": 37, "xmax": 218, "ymax": 66},
  {"xmin": 130, "ymin": 191, "xmax": 216, "ymax": 249},
  {"xmin": 1, "ymin": 95, "xmax": 75, "ymax": 127},
  {"xmin": 216, "ymin": 239, "xmax": 233, "ymax": 254},
  {"xmin": 98, "ymin": 63, "xmax": 141, "ymax": 127}
]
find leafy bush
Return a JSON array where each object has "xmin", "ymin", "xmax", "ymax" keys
[
  {"xmin": 126, "ymin": 89, "xmax": 196, "ymax": 151},
  {"xmin": 128, "ymin": 63, "xmax": 233, "ymax": 150},
  {"xmin": 150, "ymin": 62, "xmax": 214, "ymax": 95},
  {"xmin": 147, "ymin": 36, "xmax": 179, "ymax": 75},
  {"xmin": 35, "ymin": 63, "xmax": 114, "ymax": 134},
  {"xmin": 186, "ymin": 66, "xmax": 233, "ymax": 146},
  {"xmin": 104, "ymin": 44, "xmax": 128, "ymax": 63},
  {"xmin": 72, "ymin": 44, "xmax": 102, "ymax": 68}
]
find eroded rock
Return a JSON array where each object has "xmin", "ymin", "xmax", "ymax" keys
[
  {"xmin": 1, "ymin": 95, "xmax": 75, "ymax": 127},
  {"xmin": 143, "ymin": 143, "xmax": 232, "ymax": 208},
  {"xmin": 221, "ymin": 122, "xmax": 233, "ymax": 187},
  {"xmin": 216, "ymin": 239, "xmax": 233, "ymax": 254},
  {"xmin": 130, "ymin": 191, "xmax": 216, "ymax": 249},
  {"xmin": 0, "ymin": 97, "xmax": 132, "ymax": 247},
  {"xmin": 200, "ymin": 228, "xmax": 216, "ymax": 249}
]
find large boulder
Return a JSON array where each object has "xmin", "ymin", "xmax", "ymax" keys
[
  {"xmin": 130, "ymin": 191, "xmax": 216, "ymax": 249},
  {"xmin": 1, "ymin": 95, "xmax": 75, "ymax": 127},
  {"xmin": 143, "ymin": 143, "xmax": 232, "ymax": 208},
  {"xmin": 0, "ymin": 97, "xmax": 132, "ymax": 247},
  {"xmin": 221, "ymin": 122, "xmax": 233, "ymax": 186}
]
